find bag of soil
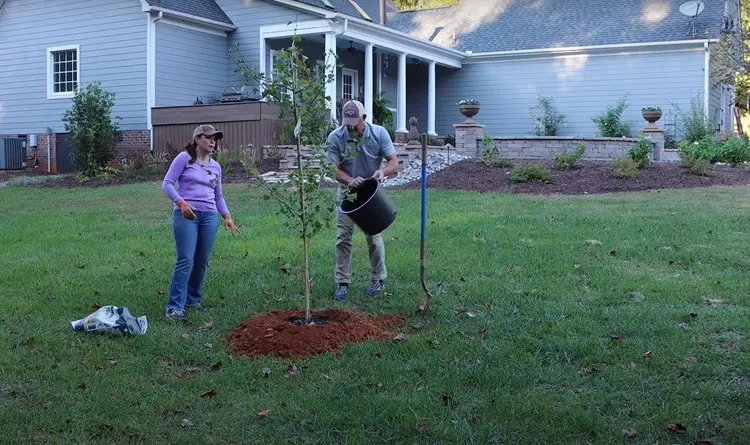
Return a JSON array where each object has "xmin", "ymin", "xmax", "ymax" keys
[{"xmin": 71, "ymin": 305, "xmax": 148, "ymax": 336}]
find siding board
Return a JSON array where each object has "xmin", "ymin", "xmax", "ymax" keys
[{"xmin": 0, "ymin": 0, "xmax": 147, "ymax": 133}]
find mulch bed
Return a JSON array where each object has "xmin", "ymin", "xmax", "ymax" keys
[
  {"xmin": 224, "ymin": 309, "xmax": 407, "ymax": 359},
  {"xmin": 398, "ymin": 159, "xmax": 750, "ymax": 195},
  {"xmin": 7, "ymin": 158, "xmax": 750, "ymax": 195}
]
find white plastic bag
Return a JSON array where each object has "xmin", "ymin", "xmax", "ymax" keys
[{"xmin": 71, "ymin": 305, "xmax": 148, "ymax": 336}]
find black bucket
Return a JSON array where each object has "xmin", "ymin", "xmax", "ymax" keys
[{"xmin": 339, "ymin": 179, "xmax": 397, "ymax": 236}]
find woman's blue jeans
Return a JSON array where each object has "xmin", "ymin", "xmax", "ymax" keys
[{"xmin": 166, "ymin": 210, "xmax": 219, "ymax": 312}]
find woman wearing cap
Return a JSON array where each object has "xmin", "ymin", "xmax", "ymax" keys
[{"xmin": 161, "ymin": 124, "xmax": 239, "ymax": 321}]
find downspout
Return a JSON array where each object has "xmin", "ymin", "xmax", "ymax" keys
[
  {"xmin": 46, "ymin": 127, "xmax": 51, "ymax": 173},
  {"xmin": 147, "ymin": 11, "xmax": 163, "ymax": 153},
  {"xmin": 379, "ymin": 0, "xmax": 385, "ymax": 25},
  {"xmin": 704, "ymin": 40, "xmax": 710, "ymax": 120}
]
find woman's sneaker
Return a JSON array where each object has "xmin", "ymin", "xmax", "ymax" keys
[{"xmin": 166, "ymin": 309, "xmax": 185, "ymax": 321}]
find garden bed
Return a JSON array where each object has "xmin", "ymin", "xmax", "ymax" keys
[{"xmin": 397, "ymin": 159, "xmax": 750, "ymax": 194}]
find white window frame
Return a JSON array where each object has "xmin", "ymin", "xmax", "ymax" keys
[
  {"xmin": 341, "ymin": 67, "xmax": 358, "ymax": 101},
  {"xmin": 47, "ymin": 45, "xmax": 80, "ymax": 100}
]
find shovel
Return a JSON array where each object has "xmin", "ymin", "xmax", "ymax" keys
[{"xmin": 418, "ymin": 133, "xmax": 434, "ymax": 313}]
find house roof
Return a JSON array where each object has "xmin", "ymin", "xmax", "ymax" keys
[
  {"xmin": 384, "ymin": 0, "xmax": 727, "ymax": 53},
  {"xmin": 144, "ymin": 0, "xmax": 235, "ymax": 26},
  {"xmin": 292, "ymin": 0, "xmax": 399, "ymax": 22}
]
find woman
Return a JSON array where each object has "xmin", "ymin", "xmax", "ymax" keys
[{"xmin": 161, "ymin": 124, "xmax": 239, "ymax": 321}]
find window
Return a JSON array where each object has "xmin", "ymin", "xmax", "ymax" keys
[
  {"xmin": 47, "ymin": 45, "xmax": 79, "ymax": 99},
  {"xmin": 341, "ymin": 68, "xmax": 358, "ymax": 101}
]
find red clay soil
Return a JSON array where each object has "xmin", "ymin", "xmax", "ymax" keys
[
  {"xmin": 398, "ymin": 159, "xmax": 750, "ymax": 195},
  {"xmin": 224, "ymin": 309, "xmax": 408, "ymax": 359}
]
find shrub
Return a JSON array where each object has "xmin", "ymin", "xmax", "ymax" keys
[
  {"xmin": 717, "ymin": 137, "xmax": 750, "ymax": 166},
  {"xmin": 481, "ymin": 135, "xmax": 499, "ymax": 166},
  {"xmin": 531, "ymin": 95, "xmax": 566, "ymax": 136},
  {"xmin": 678, "ymin": 136, "xmax": 722, "ymax": 166},
  {"xmin": 61, "ymin": 81, "xmax": 122, "ymax": 177},
  {"xmin": 511, "ymin": 163, "xmax": 551, "ymax": 182},
  {"xmin": 673, "ymin": 96, "xmax": 713, "ymax": 143},
  {"xmin": 497, "ymin": 157, "xmax": 513, "ymax": 168},
  {"xmin": 592, "ymin": 96, "xmax": 631, "ymax": 137},
  {"xmin": 554, "ymin": 144, "xmax": 585, "ymax": 170},
  {"xmin": 628, "ymin": 136, "xmax": 652, "ymax": 169},
  {"xmin": 612, "ymin": 157, "xmax": 638, "ymax": 179},
  {"xmin": 690, "ymin": 157, "xmax": 713, "ymax": 176}
]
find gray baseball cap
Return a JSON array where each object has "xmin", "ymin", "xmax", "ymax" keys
[{"xmin": 341, "ymin": 100, "xmax": 365, "ymax": 126}]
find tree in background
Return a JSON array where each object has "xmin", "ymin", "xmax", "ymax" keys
[
  {"xmin": 735, "ymin": 1, "xmax": 750, "ymax": 108},
  {"xmin": 391, "ymin": 0, "xmax": 457, "ymax": 11}
]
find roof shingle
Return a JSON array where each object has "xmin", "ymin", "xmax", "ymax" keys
[
  {"xmin": 145, "ymin": 0, "xmax": 234, "ymax": 26},
  {"xmin": 384, "ymin": 0, "xmax": 726, "ymax": 53}
]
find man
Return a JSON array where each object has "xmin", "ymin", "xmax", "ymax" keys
[{"xmin": 326, "ymin": 100, "xmax": 399, "ymax": 302}]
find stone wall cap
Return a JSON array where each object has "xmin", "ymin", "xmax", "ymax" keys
[
  {"xmin": 453, "ymin": 123, "xmax": 486, "ymax": 129},
  {"xmin": 640, "ymin": 127, "xmax": 666, "ymax": 133},
  {"xmin": 486, "ymin": 136, "xmax": 639, "ymax": 142}
]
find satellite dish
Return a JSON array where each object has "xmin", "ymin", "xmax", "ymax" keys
[{"xmin": 679, "ymin": 0, "xmax": 704, "ymax": 17}]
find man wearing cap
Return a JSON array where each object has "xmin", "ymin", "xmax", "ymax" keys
[{"xmin": 326, "ymin": 100, "xmax": 399, "ymax": 302}]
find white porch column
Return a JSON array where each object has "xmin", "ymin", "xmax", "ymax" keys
[
  {"xmin": 376, "ymin": 52, "xmax": 382, "ymax": 95},
  {"xmin": 427, "ymin": 61, "xmax": 436, "ymax": 136},
  {"xmin": 325, "ymin": 32, "xmax": 338, "ymax": 123},
  {"xmin": 364, "ymin": 44, "xmax": 373, "ymax": 123},
  {"xmin": 396, "ymin": 52, "xmax": 407, "ymax": 133}
]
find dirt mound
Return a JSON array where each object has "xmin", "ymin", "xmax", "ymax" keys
[{"xmin": 224, "ymin": 309, "xmax": 408, "ymax": 359}]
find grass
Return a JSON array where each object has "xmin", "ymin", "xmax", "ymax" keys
[{"xmin": 1, "ymin": 181, "xmax": 749, "ymax": 444}]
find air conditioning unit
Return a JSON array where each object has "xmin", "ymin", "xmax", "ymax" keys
[{"xmin": 0, "ymin": 138, "xmax": 25, "ymax": 170}]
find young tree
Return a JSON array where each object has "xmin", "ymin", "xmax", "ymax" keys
[
  {"xmin": 232, "ymin": 34, "xmax": 341, "ymax": 323},
  {"xmin": 61, "ymin": 81, "xmax": 122, "ymax": 177}
]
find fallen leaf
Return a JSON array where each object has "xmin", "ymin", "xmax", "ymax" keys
[
  {"xmin": 393, "ymin": 333, "xmax": 406, "ymax": 343},
  {"xmin": 728, "ymin": 343, "xmax": 737, "ymax": 350},
  {"xmin": 610, "ymin": 249, "xmax": 618, "ymax": 256},
  {"xmin": 415, "ymin": 418, "xmax": 427, "ymax": 434},
  {"xmin": 683, "ymin": 356, "xmax": 697, "ymax": 363},
  {"xmin": 182, "ymin": 333, "xmax": 191, "ymax": 340},
  {"xmin": 506, "ymin": 267, "xmax": 514, "ymax": 273},
  {"xmin": 97, "ymin": 424, "xmax": 112, "ymax": 432},
  {"xmin": 374, "ymin": 353, "xmax": 383, "ymax": 359},
  {"xmin": 157, "ymin": 290, "xmax": 164, "ymax": 295},
  {"xmin": 181, "ymin": 419, "xmax": 193, "ymax": 427},
  {"xmin": 110, "ymin": 360, "xmax": 118, "ymax": 366},
  {"xmin": 611, "ymin": 335, "xmax": 624, "ymax": 344},
  {"xmin": 580, "ymin": 366, "xmax": 599, "ymax": 377},
  {"xmin": 285, "ymin": 364, "xmax": 299, "ymax": 378},
  {"xmin": 463, "ymin": 380, "xmax": 472, "ymax": 387},
  {"xmin": 585, "ymin": 239, "xmax": 602, "ymax": 246},
  {"xmin": 478, "ymin": 329, "xmax": 487, "ymax": 339},
  {"xmin": 204, "ymin": 343, "xmax": 213, "ymax": 349},
  {"xmin": 485, "ymin": 302, "xmax": 493, "ymax": 310},
  {"xmin": 90, "ymin": 303, "xmax": 101, "ymax": 309},
  {"xmin": 465, "ymin": 311, "xmax": 477, "ymax": 318},
  {"xmin": 31, "ymin": 348, "xmax": 40, "ymax": 355},
  {"xmin": 199, "ymin": 320, "xmax": 213, "ymax": 331},
  {"xmin": 280, "ymin": 265, "xmax": 291, "ymax": 274},
  {"xmin": 644, "ymin": 351, "xmax": 653, "ymax": 361},
  {"xmin": 667, "ymin": 423, "xmax": 687, "ymax": 435},
  {"xmin": 261, "ymin": 367, "xmax": 271, "ymax": 377},
  {"xmin": 257, "ymin": 409, "xmax": 271, "ymax": 419},
  {"xmin": 110, "ymin": 393, "xmax": 121, "ymax": 399},
  {"xmin": 210, "ymin": 362, "xmax": 222, "ymax": 372},
  {"xmin": 200, "ymin": 390, "xmax": 217, "ymax": 398},
  {"xmin": 678, "ymin": 323, "xmax": 691, "ymax": 330},
  {"xmin": 621, "ymin": 427, "xmax": 637, "ymax": 440},
  {"xmin": 36, "ymin": 430, "xmax": 48, "ymax": 439}
]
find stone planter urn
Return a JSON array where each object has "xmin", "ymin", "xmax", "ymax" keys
[
  {"xmin": 458, "ymin": 103, "xmax": 480, "ymax": 123},
  {"xmin": 642, "ymin": 107, "xmax": 662, "ymax": 128}
]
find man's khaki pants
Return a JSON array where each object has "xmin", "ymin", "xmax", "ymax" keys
[{"xmin": 335, "ymin": 210, "xmax": 387, "ymax": 284}]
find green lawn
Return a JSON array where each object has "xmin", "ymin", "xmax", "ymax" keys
[{"xmin": 1, "ymin": 182, "xmax": 749, "ymax": 444}]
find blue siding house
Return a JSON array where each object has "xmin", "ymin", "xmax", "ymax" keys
[{"xmin": 0, "ymin": 0, "xmax": 742, "ymax": 172}]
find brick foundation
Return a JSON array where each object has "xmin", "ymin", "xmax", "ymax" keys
[{"xmin": 0, "ymin": 130, "xmax": 151, "ymax": 173}]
